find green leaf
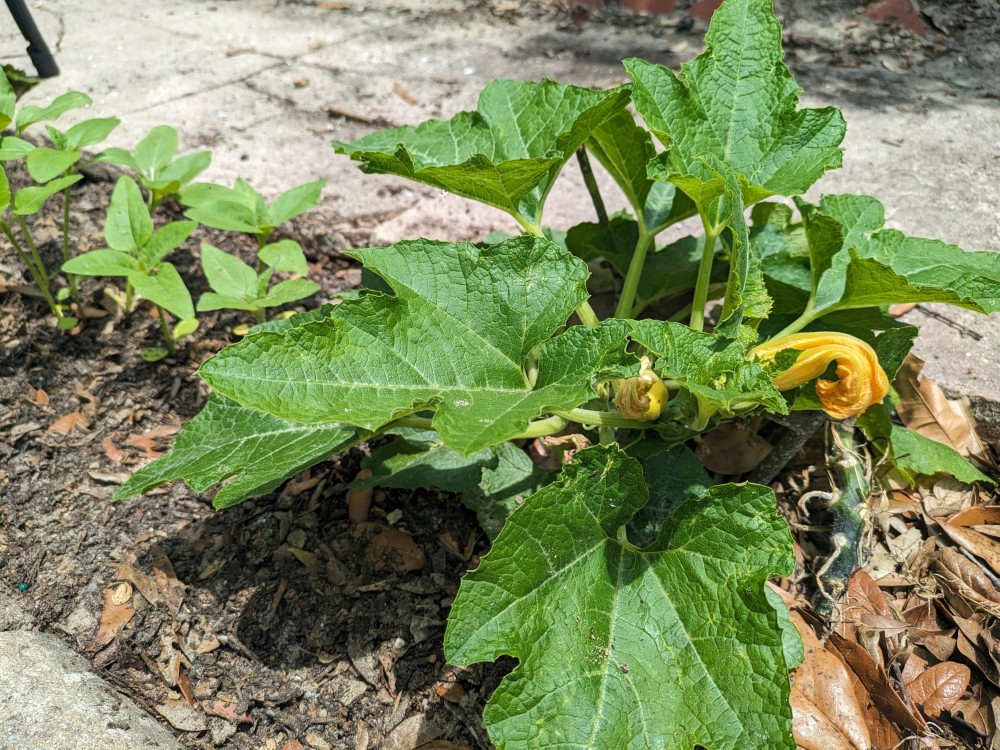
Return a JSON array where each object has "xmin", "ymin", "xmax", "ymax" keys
[
  {"xmin": 97, "ymin": 147, "xmax": 140, "ymax": 171},
  {"xmin": 445, "ymin": 444, "xmax": 795, "ymax": 750},
  {"xmin": 0, "ymin": 165, "xmax": 9, "ymax": 214},
  {"xmin": 140, "ymin": 220, "xmax": 197, "ymax": 268},
  {"xmin": 332, "ymin": 80, "xmax": 631, "ymax": 226},
  {"xmin": 129, "ymin": 262, "xmax": 195, "ymax": 320},
  {"xmin": 64, "ymin": 117, "xmax": 120, "ymax": 150},
  {"xmin": 16, "ymin": 91, "xmax": 92, "ymax": 133},
  {"xmin": 801, "ymin": 194, "xmax": 1000, "ymax": 316},
  {"xmin": 630, "ymin": 319, "xmax": 787, "ymax": 420},
  {"xmin": 461, "ymin": 441, "xmax": 553, "ymax": 540},
  {"xmin": 13, "ymin": 174, "xmax": 82, "ymax": 215},
  {"xmin": 196, "ymin": 292, "xmax": 260, "ymax": 313},
  {"xmin": 184, "ymin": 199, "xmax": 260, "ymax": 234},
  {"xmin": 267, "ymin": 179, "xmax": 325, "ymax": 226},
  {"xmin": 62, "ymin": 249, "xmax": 137, "ymax": 277},
  {"xmin": 359, "ymin": 431, "xmax": 498, "ymax": 493},
  {"xmin": 0, "ymin": 136, "xmax": 35, "ymax": 161},
  {"xmin": 104, "ymin": 177, "xmax": 153, "ymax": 252},
  {"xmin": 199, "ymin": 237, "xmax": 635, "ymax": 455},
  {"xmin": 115, "ymin": 394, "xmax": 356, "ymax": 509},
  {"xmin": 173, "ymin": 318, "xmax": 200, "ymax": 340},
  {"xmin": 625, "ymin": 0, "xmax": 845, "ymax": 202},
  {"xmin": 888, "ymin": 425, "xmax": 994, "ymax": 485},
  {"xmin": 158, "ymin": 150, "xmax": 211, "ymax": 185},
  {"xmin": 141, "ymin": 347, "xmax": 169, "ymax": 362},
  {"xmin": 0, "ymin": 72, "xmax": 14, "ymax": 130},
  {"xmin": 629, "ymin": 444, "xmax": 711, "ymax": 547},
  {"xmin": 134, "ymin": 125, "xmax": 179, "ymax": 176},
  {"xmin": 25, "ymin": 147, "xmax": 81, "ymax": 183},
  {"xmin": 200, "ymin": 243, "xmax": 258, "ymax": 300},
  {"xmin": 258, "ymin": 239, "xmax": 309, "ymax": 275},
  {"xmin": 258, "ymin": 278, "xmax": 320, "ymax": 308}
]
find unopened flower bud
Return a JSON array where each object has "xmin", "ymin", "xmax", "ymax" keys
[{"xmin": 614, "ymin": 356, "xmax": 668, "ymax": 421}]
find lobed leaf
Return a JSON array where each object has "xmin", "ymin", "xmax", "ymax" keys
[
  {"xmin": 445, "ymin": 444, "xmax": 795, "ymax": 750},
  {"xmin": 115, "ymin": 394, "xmax": 356, "ymax": 509},
  {"xmin": 626, "ymin": 0, "xmax": 845, "ymax": 202},
  {"xmin": 332, "ymin": 79, "xmax": 631, "ymax": 226},
  {"xmin": 198, "ymin": 237, "xmax": 636, "ymax": 455}
]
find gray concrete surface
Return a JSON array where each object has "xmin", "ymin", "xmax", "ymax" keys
[
  {"xmin": 0, "ymin": 591, "xmax": 33, "ymax": 631},
  {"xmin": 2, "ymin": 0, "xmax": 998, "ymax": 428},
  {"xmin": 0, "ymin": 630, "xmax": 183, "ymax": 750}
]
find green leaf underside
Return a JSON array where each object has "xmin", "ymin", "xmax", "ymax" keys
[
  {"xmin": 802, "ymin": 194, "xmax": 1000, "ymax": 316},
  {"xmin": 889, "ymin": 425, "xmax": 993, "ymax": 485},
  {"xmin": 115, "ymin": 395, "xmax": 356, "ymax": 508},
  {"xmin": 445, "ymin": 444, "xmax": 795, "ymax": 750},
  {"xmin": 332, "ymin": 79, "xmax": 630, "ymax": 225},
  {"xmin": 625, "ymin": 0, "xmax": 845, "ymax": 201},
  {"xmin": 199, "ymin": 237, "xmax": 637, "ymax": 455},
  {"xmin": 630, "ymin": 320, "xmax": 787, "ymax": 415}
]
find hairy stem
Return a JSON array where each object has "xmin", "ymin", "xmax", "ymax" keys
[
  {"xmin": 513, "ymin": 213, "xmax": 543, "ymax": 238},
  {"xmin": 576, "ymin": 147, "xmax": 608, "ymax": 229},
  {"xmin": 575, "ymin": 300, "xmax": 600, "ymax": 329},
  {"xmin": 614, "ymin": 229, "xmax": 654, "ymax": 319},
  {"xmin": 689, "ymin": 222, "xmax": 719, "ymax": 332},
  {"xmin": 392, "ymin": 413, "xmax": 569, "ymax": 441},
  {"xmin": 554, "ymin": 406, "xmax": 655, "ymax": 430}
]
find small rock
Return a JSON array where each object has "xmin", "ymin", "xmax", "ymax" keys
[
  {"xmin": 306, "ymin": 731, "xmax": 332, "ymax": 749},
  {"xmin": 0, "ymin": 631, "xmax": 184, "ymax": 749},
  {"xmin": 211, "ymin": 718, "xmax": 238, "ymax": 745}
]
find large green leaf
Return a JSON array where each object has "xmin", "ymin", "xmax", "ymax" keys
[
  {"xmin": 888, "ymin": 425, "xmax": 993, "ymax": 486},
  {"xmin": 461, "ymin": 441, "xmax": 553, "ymax": 540},
  {"xmin": 199, "ymin": 237, "xmax": 636, "ymax": 455},
  {"xmin": 105, "ymin": 176, "xmax": 153, "ymax": 252},
  {"xmin": 25, "ymin": 147, "xmax": 81, "ymax": 183},
  {"xmin": 359, "ymin": 431, "xmax": 497, "ymax": 493},
  {"xmin": 801, "ymin": 194, "xmax": 1000, "ymax": 316},
  {"xmin": 332, "ymin": 79, "xmax": 630, "ymax": 226},
  {"xmin": 626, "ymin": 0, "xmax": 845, "ymax": 202},
  {"xmin": 12, "ymin": 174, "xmax": 82, "ymax": 215},
  {"xmin": 115, "ymin": 395, "xmax": 356, "ymax": 509},
  {"xmin": 445, "ymin": 444, "xmax": 795, "ymax": 750},
  {"xmin": 16, "ymin": 91, "xmax": 92, "ymax": 133}
]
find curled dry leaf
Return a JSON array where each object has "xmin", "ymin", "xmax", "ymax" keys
[
  {"xmin": 790, "ymin": 612, "xmax": 872, "ymax": 750},
  {"xmin": 94, "ymin": 584, "xmax": 135, "ymax": 648},
  {"xmin": 932, "ymin": 547, "xmax": 1000, "ymax": 606},
  {"xmin": 905, "ymin": 662, "xmax": 971, "ymax": 718},
  {"xmin": 939, "ymin": 523, "xmax": 1000, "ymax": 579},
  {"xmin": 110, "ymin": 562, "xmax": 160, "ymax": 606}
]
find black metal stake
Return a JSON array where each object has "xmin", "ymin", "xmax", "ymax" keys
[{"xmin": 5, "ymin": 0, "xmax": 59, "ymax": 78}]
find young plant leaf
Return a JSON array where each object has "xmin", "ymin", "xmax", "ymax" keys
[
  {"xmin": 13, "ymin": 174, "xmax": 82, "ymax": 215},
  {"xmin": 156, "ymin": 150, "xmax": 211, "ymax": 186},
  {"xmin": 332, "ymin": 80, "xmax": 631, "ymax": 227},
  {"xmin": 0, "ymin": 72, "xmax": 14, "ymax": 130},
  {"xmin": 259, "ymin": 239, "xmax": 309, "ymax": 275},
  {"xmin": 134, "ymin": 125, "xmax": 179, "ymax": 176},
  {"xmin": 267, "ymin": 179, "xmax": 325, "ymax": 226},
  {"xmin": 16, "ymin": 91, "xmax": 92, "ymax": 134},
  {"xmin": 183, "ymin": 198, "xmax": 260, "ymax": 234},
  {"xmin": 63, "ymin": 117, "xmax": 120, "ymax": 150},
  {"xmin": 0, "ymin": 136, "xmax": 35, "ymax": 161},
  {"xmin": 626, "ymin": 0, "xmax": 845, "ymax": 202},
  {"xmin": 445, "ymin": 444, "xmax": 795, "ymax": 750},
  {"xmin": 200, "ymin": 243, "xmax": 258, "ymax": 300},
  {"xmin": 128, "ymin": 262, "xmax": 195, "ymax": 320},
  {"xmin": 25, "ymin": 147, "xmax": 81, "ymax": 183},
  {"xmin": 801, "ymin": 194, "xmax": 1000, "ymax": 317},
  {"xmin": 115, "ymin": 394, "xmax": 356, "ymax": 509},
  {"xmin": 105, "ymin": 176, "xmax": 153, "ymax": 252},
  {"xmin": 198, "ymin": 237, "xmax": 636, "ymax": 455},
  {"xmin": 140, "ymin": 220, "xmax": 197, "ymax": 268},
  {"xmin": 0, "ymin": 165, "xmax": 10, "ymax": 213},
  {"xmin": 196, "ymin": 293, "xmax": 260, "ymax": 313},
  {"xmin": 257, "ymin": 278, "xmax": 320, "ymax": 308},
  {"xmin": 62, "ymin": 249, "xmax": 138, "ymax": 277}
]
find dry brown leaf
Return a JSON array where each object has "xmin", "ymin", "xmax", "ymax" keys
[
  {"xmin": 432, "ymin": 681, "xmax": 466, "ymax": 704},
  {"xmin": 414, "ymin": 742, "xmax": 471, "ymax": 750},
  {"xmin": 128, "ymin": 433, "xmax": 163, "ymax": 459},
  {"xmin": 905, "ymin": 662, "xmax": 971, "ymax": 717},
  {"xmin": 94, "ymin": 585, "xmax": 135, "ymax": 648},
  {"xmin": 46, "ymin": 411, "xmax": 89, "ymax": 435},
  {"xmin": 33, "ymin": 387, "xmax": 49, "ymax": 405},
  {"xmin": 102, "ymin": 437, "xmax": 126, "ymax": 465},
  {"xmin": 827, "ymin": 631, "xmax": 929, "ymax": 735},
  {"xmin": 149, "ymin": 545, "xmax": 184, "ymax": 618},
  {"xmin": 155, "ymin": 699, "xmax": 206, "ymax": 732},
  {"xmin": 953, "ymin": 681, "xmax": 995, "ymax": 737},
  {"xmin": 382, "ymin": 714, "xmax": 443, "ymax": 750},
  {"xmin": 950, "ymin": 506, "xmax": 1000, "ymax": 527},
  {"xmin": 364, "ymin": 525, "xmax": 427, "ymax": 572},
  {"xmin": 281, "ymin": 741, "xmax": 305, "ymax": 750},
  {"xmin": 933, "ymin": 547, "xmax": 1000, "ymax": 606},
  {"xmin": 789, "ymin": 613, "xmax": 871, "ymax": 750},
  {"xmin": 939, "ymin": 523, "xmax": 1000, "ymax": 578},
  {"xmin": 201, "ymin": 699, "xmax": 253, "ymax": 723},
  {"xmin": 393, "ymin": 82, "xmax": 417, "ymax": 105},
  {"xmin": 695, "ymin": 421, "xmax": 772, "ymax": 475},
  {"xmin": 895, "ymin": 355, "xmax": 985, "ymax": 459},
  {"xmin": 110, "ymin": 562, "xmax": 160, "ymax": 606}
]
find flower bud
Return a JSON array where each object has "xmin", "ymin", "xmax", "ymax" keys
[
  {"xmin": 749, "ymin": 332, "xmax": 889, "ymax": 419},
  {"xmin": 614, "ymin": 356, "xmax": 669, "ymax": 421}
]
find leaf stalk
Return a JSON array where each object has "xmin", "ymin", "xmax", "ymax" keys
[
  {"xmin": 689, "ymin": 220, "xmax": 719, "ymax": 332},
  {"xmin": 614, "ymin": 228, "xmax": 655, "ymax": 319}
]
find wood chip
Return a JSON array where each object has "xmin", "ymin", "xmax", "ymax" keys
[
  {"xmin": 393, "ymin": 82, "xmax": 417, "ymax": 105},
  {"xmin": 47, "ymin": 411, "xmax": 89, "ymax": 435}
]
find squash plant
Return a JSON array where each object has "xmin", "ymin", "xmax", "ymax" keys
[{"xmin": 118, "ymin": 0, "xmax": 1000, "ymax": 746}]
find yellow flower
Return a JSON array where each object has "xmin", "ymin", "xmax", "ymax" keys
[
  {"xmin": 614, "ymin": 356, "xmax": 669, "ymax": 421},
  {"xmin": 748, "ymin": 332, "xmax": 889, "ymax": 420}
]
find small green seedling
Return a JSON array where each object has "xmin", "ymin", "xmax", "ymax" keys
[
  {"xmin": 178, "ymin": 177, "xmax": 325, "ymax": 247},
  {"xmin": 63, "ymin": 176, "xmax": 198, "ymax": 359},
  {"xmin": 196, "ymin": 240, "xmax": 319, "ymax": 323},
  {"xmin": 102, "ymin": 125, "xmax": 211, "ymax": 210}
]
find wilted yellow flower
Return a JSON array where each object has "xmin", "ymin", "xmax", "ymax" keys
[
  {"xmin": 615, "ymin": 356, "xmax": 669, "ymax": 421},
  {"xmin": 748, "ymin": 332, "xmax": 889, "ymax": 419}
]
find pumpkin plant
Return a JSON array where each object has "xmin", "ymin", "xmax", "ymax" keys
[{"xmin": 118, "ymin": 0, "xmax": 999, "ymax": 746}]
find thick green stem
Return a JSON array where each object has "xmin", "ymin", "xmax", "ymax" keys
[
  {"xmin": 513, "ymin": 213, "xmax": 543, "ymax": 238},
  {"xmin": 554, "ymin": 406, "xmax": 656, "ymax": 430},
  {"xmin": 156, "ymin": 306, "xmax": 177, "ymax": 355},
  {"xmin": 769, "ymin": 301, "xmax": 820, "ymax": 340},
  {"xmin": 689, "ymin": 222, "xmax": 719, "ymax": 332},
  {"xmin": 576, "ymin": 147, "xmax": 608, "ymax": 229},
  {"xmin": 392, "ymin": 413, "xmax": 569, "ymax": 441},
  {"xmin": 614, "ymin": 229, "xmax": 654, "ymax": 319},
  {"xmin": 575, "ymin": 300, "xmax": 600, "ymax": 329}
]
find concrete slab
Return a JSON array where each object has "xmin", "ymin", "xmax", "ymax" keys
[{"xmin": 2, "ymin": 0, "xmax": 998, "ymax": 428}]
